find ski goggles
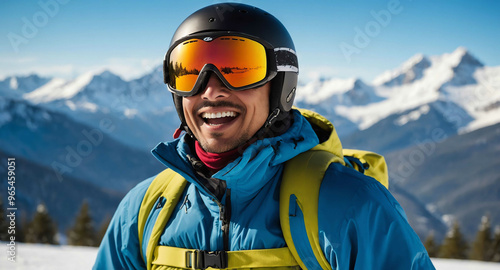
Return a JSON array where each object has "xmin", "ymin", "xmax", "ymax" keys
[{"xmin": 163, "ymin": 32, "xmax": 298, "ymax": 96}]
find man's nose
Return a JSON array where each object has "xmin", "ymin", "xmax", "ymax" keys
[{"xmin": 200, "ymin": 73, "xmax": 231, "ymax": 100}]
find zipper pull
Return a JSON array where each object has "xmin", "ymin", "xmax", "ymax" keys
[
  {"xmin": 220, "ymin": 205, "xmax": 230, "ymax": 232},
  {"xmin": 219, "ymin": 205, "xmax": 225, "ymax": 223},
  {"xmin": 179, "ymin": 194, "xmax": 190, "ymax": 214},
  {"xmin": 219, "ymin": 189, "xmax": 231, "ymax": 251}
]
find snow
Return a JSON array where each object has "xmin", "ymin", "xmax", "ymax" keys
[
  {"xmin": 432, "ymin": 258, "xmax": 500, "ymax": 270},
  {"xmin": 394, "ymin": 105, "xmax": 430, "ymax": 126},
  {"xmin": 1, "ymin": 243, "xmax": 97, "ymax": 270},
  {"xmin": 447, "ymin": 66, "xmax": 500, "ymax": 133},
  {"xmin": 80, "ymin": 101, "xmax": 99, "ymax": 113},
  {"xmin": 24, "ymin": 78, "xmax": 69, "ymax": 103},
  {"xmin": 297, "ymin": 47, "xmax": 500, "ymax": 132},
  {"xmin": 296, "ymin": 77, "xmax": 359, "ymax": 104},
  {"xmin": 1, "ymin": 243, "xmax": 499, "ymax": 270},
  {"xmin": 372, "ymin": 53, "xmax": 428, "ymax": 86},
  {"xmin": 10, "ymin": 77, "xmax": 18, "ymax": 90},
  {"xmin": 25, "ymin": 71, "xmax": 96, "ymax": 103}
]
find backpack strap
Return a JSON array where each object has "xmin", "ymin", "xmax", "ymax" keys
[
  {"xmin": 138, "ymin": 168, "xmax": 188, "ymax": 270},
  {"xmin": 138, "ymin": 169, "xmax": 300, "ymax": 270},
  {"xmin": 281, "ymin": 150, "xmax": 342, "ymax": 270},
  {"xmin": 280, "ymin": 149, "xmax": 389, "ymax": 270}
]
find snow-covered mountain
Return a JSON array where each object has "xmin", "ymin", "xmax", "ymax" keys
[
  {"xmin": 24, "ymin": 67, "xmax": 179, "ymax": 150},
  {"xmin": 295, "ymin": 77, "xmax": 383, "ymax": 137},
  {"xmin": 297, "ymin": 47, "xmax": 500, "ymax": 242},
  {"xmin": 0, "ymin": 96, "xmax": 164, "ymax": 193},
  {"xmin": 372, "ymin": 53, "xmax": 432, "ymax": 87},
  {"xmin": 296, "ymin": 47, "xmax": 500, "ymax": 137}
]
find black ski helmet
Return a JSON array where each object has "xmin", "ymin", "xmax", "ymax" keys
[{"xmin": 164, "ymin": 2, "xmax": 299, "ymax": 136}]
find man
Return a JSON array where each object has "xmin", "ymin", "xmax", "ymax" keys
[{"xmin": 94, "ymin": 3, "xmax": 435, "ymax": 269}]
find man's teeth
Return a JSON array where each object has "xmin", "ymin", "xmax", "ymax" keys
[{"xmin": 202, "ymin": 111, "xmax": 237, "ymax": 119}]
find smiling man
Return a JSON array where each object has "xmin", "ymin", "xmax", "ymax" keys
[
  {"xmin": 183, "ymin": 74, "xmax": 271, "ymax": 154},
  {"xmin": 94, "ymin": 3, "xmax": 435, "ymax": 270}
]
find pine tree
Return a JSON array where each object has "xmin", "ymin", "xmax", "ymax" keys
[
  {"xmin": 0, "ymin": 198, "xmax": 11, "ymax": 241},
  {"xmin": 438, "ymin": 221, "xmax": 468, "ymax": 259},
  {"xmin": 16, "ymin": 213, "xmax": 28, "ymax": 243},
  {"xmin": 95, "ymin": 214, "xmax": 112, "ymax": 245},
  {"xmin": 491, "ymin": 226, "xmax": 500, "ymax": 262},
  {"xmin": 469, "ymin": 215, "xmax": 493, "ymax": 261},
  {"xmin": 67, "ymin": 201, "xmax": 97, "ymax": 247},
  {"xmin": 25, "ymin": 203, "xmax": 59, "ymax": 244},
  {"xmin": 423, "ymin": 231, "xmax": 439, "ymax": 257}
]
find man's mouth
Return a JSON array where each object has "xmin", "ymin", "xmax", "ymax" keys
[{"xmin": 200, "ymin": 111, "xmax": 239, "ymax": 126}]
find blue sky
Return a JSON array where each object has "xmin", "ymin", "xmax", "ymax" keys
[{"xmin": 1, "ymin": 0, "xmax": 499, "ymax": 83}]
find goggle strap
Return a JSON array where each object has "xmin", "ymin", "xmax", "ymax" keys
[
  {"xmin": 163, "ymin": 59, "xmax": 169, "ymax": 84},
  {"xmin": 274, "ymin": 48, "xmax": 299, "ymax": 73}
]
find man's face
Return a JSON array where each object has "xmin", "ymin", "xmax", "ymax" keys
[{"xmin": 183, "ymin": 73, "xmax": 270, "ymax": 153}]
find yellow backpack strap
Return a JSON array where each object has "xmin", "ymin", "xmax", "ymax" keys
[
  {"xmin": 281, "ymin": 150, "xmax": 342, "ymax": 270},
  {"xmin": 152, "ymin": 246, "xmax": 299, "ymax": 269},
  {"xmin": 342, "ymin": 149, "xmax": 389, "ymax": 189},
  {"xmin": 138, "ymin": 169, "xmax": 188, "ymax": 270}
]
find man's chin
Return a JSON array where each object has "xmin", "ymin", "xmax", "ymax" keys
[
  {"xmin": 199, "ymin": 136, "xmax": 248, "ymax": 154},
  {"xmin": 200, "ymin": 142, "xmax": 236, "ymax": 154}
]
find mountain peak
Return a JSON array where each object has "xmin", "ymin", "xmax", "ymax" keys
[
  {"xmin": 94, "ymin": 70, "xmax": 122, "ymax": 80},
  {"xmin": 448, "ymin": 47, "xmax": 483, "ymax": 68},
  {"xmin": 353, "ymin": 78, "xmax": 368, "ymax": 88},
  {"xmin": 438, "ymin": 46, "xmax": 484, "ymax": 69},
  {"xmin": 0, "ymin": 73, "xmax": 51, "ymax": 97},
  {"xmin": 401, "ymin": 53, "xmax": 427, "ymax": 70},
  {"xmin": 439, "ymin": 47, "xmax": 484, "ymax": 87},
  {"xmin": 372, "ymin": 53, "xmax": 431, "ymax": 87}
]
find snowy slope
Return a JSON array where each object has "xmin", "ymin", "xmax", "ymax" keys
[{"xmin": 2, "ymin": 243, "xmax": 499, "ymax": 270}]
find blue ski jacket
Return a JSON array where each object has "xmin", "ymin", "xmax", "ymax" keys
[{"xmin": 94, "ymin": 109, "xmax": 435, "ymax": 269}]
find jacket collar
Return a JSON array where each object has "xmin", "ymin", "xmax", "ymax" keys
[{"xmin": 152, "ymin": 108, "xmax": 344, "ymax": 200}]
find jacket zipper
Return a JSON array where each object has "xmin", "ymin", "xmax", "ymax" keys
[
  {"xmin": 152, "ymin": 150, "xmax": 233, "ymax": 251},
  {"xmin": 219, "ymin": 188, "xmax": 231, "ymax": 251}
]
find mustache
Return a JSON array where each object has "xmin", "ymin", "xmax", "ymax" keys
[{"xmin": 195, "ymin": 100, "xmax": 245, "ymax": 113}]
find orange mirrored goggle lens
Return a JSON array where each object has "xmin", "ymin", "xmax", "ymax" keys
[{"xmin": 167, "ymin": 36, "xmax": 268, "ymax": 93}]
